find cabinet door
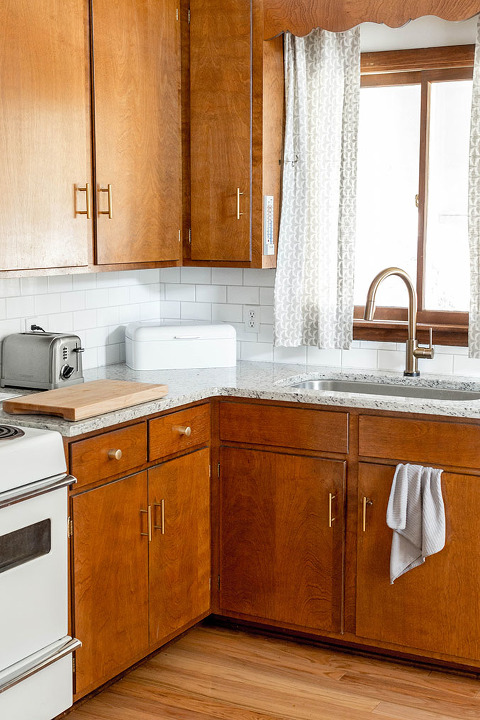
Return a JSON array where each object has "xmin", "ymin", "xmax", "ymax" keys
[
  {"xmin": 190, "ymin": 0, "xmax": 251, "ymax": 262},
  {"xmin": 0, "ymin": 0, "xmax": 91, "ymax": 270},
  {"xmin": 220, "ymin": 448, "xmax": 345, "ymax": 632},
  {"xmin": 93, "ymin": 0, "xmax": 182, "ymax": 265},
  {"xmin": 357, "ymin": 462, "xmax": 480, "ymax": 661},
  {"xmin": 148, "ymin": 448, "xmax": 211, "ymax": 645},
  {"xmin": 72, "ymin": 472, "xmax": 149, "ymax": 697}
]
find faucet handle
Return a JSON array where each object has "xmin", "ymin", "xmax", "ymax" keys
[{"xmin": 414, "ymin": 327, "xmax": 434, "ymax": 360}]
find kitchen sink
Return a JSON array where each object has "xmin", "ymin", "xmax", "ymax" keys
[{"xmin": 289, "ymin": 379, "xmax": 480, "ymax": 401}]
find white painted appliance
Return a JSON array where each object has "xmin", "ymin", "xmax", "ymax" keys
[
  {"xmin": 125, "ymin": 320, "xmax": 237, "ymax": 370},
  {"xmin": 0, "ymin": 424, "xmax": 80, "ymax": 720}
]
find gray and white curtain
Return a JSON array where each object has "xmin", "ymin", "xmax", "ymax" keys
[
  {"xmin": 469, "ymin": 16, "xmax": 480, "ymax": 358},
  {"xmin": 274, "ymin": 27, "xmax": 360, "ymax": 350}
]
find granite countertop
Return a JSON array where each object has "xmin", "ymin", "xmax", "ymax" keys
[{"xmin": 2, "ymin": 361, "xmax": 480, "ymax": 437}]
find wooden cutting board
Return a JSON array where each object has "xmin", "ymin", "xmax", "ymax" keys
[{"xmin": 2, "ymin": 379, "xmax": 168, "ymax": 421}]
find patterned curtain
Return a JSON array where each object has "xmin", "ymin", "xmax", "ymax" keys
[
  {"xmin": 274, "ymin": 28, "xmax": 360, "ymax": 350},
  {"xmin": 469, "ymin": 16, "xmax": 480, "ymax": 358}
]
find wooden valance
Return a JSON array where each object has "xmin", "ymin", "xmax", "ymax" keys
[{"xmin": 263, "ymin": 0, "xmax": 480, "ymax": 39}]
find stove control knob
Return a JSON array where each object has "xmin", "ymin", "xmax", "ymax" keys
[{"xmin": 61, "ymin": 364, "xmax": 75, "ymax": 380}]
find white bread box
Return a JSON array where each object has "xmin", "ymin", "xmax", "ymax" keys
[{"xmin": 125, "ymin": 321, "xmax": 237, "ymax": 370}]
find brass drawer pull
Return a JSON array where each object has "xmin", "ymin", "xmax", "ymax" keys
[
  {"xmin": 76, "ymin": 182, "xmax": 92, "ymax": 219},
  {"xmin": 153, "ymin": 499, "xmax": 165, "ymax": 534},
  {"xmin": 98, "ymin": 184, "xmax": 113, "ymax": 219},
  {"xmin": 140, "ymin": 506, "xmax": 152, "ymax": 542},
  {"xmin": 107, "ymin": 449, "xmax": 123, "ymax": 460},
  {"xmin": 172, "ymin": 425, "xmax": 191, "ymax": 437},
  {"xmin": 328, "ymin": 492, "xmax": 336, "ymax": 528},
  {"xmin": 362, "ymin": 496, "xmax": 373, "ymax": 532}
]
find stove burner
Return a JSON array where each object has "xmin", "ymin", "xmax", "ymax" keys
[{"xmin": 0, "ymin": 425, "xmax": 25, "ymax": 440}]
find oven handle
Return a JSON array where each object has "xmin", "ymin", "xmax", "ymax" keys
[
  {"xmin": 0, "ymin": 636, "xmax": 82, "ymax": 694},
  {"xmin": 0, "ymin": 473, "xmax": 76, "ymax": 509}
]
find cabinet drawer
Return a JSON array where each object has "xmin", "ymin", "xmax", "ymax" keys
[
  {"xmin": 359, "ymin": 415, "xmax": 480, "ymax": 469},
  {"xmin": 70, "ymin": 423, "xmax": 147, "ymax": 489},
  {"xmin": 219, "ymin": 402, "xmax": 348, "ymax": 453},
  {"xmin": 149, "ymin": 404, "xmax": 210, "ymax": 461}
]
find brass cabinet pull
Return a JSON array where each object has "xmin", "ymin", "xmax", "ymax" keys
[
  {"xmin": 172, "ymin": 425, "xmax": 191, "ymax": 437},
  {"xmin": 107, "ymin": 449, "xmax": 122, "ymax": 461},
  {"xmin": 76, "ymin": 182, "xmax": 92, "ymax": 219},
  {"xmin": 362, "ymin": 496, "xmax": 373, "ymax": 532},
  {"xmin": 153, "ymin": 499, "xmax": 165, "ymax": 534},
  {"xmin": 140, "ymin": 506, "xmax": 152, "ymax": 542},
  {"xmin": 328, "ymin": 492, "xmax": 336, "ymax": 528},
  {"xmin": 236, "ymin": 187, "xmax": 244, "ymax": 220},
  {"xmin": 98, "ymin": 184, "xmax": 113, "ymax": 219}
]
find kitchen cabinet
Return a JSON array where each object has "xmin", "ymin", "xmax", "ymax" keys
[
  {"xmin": 188, "ymin": 0, "xmax": 283, "ymax": 267},
  {"xmin": 356, "ymin": 462, "xmax": 480, "ymax": 661},
  {"xmin": 0, "ymin": 0, "xmax": 181, "ymax": 274},
  {"xmin": 70, "ymin": 406, "xmax": 211, "ymax": 699},
  {"xmin": 92, "ymin": 0, "xmax": 182, "ymax": 266},
  {"xmin": 0, "ymin": 0, "xmax": 92, "ymax": 271},
  {"xmin": 149, "ymin": 448, "xmax": 211, "ymax": 644},
  {"xmin": 72, "ymin": 470, "xmax": 149, "ymax": 697},
  {"xmin": 219, "ymin": 447, "xmax": 345, "ymax": 632}
]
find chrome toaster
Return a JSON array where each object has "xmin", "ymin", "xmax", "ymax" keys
[{"xmin": 0, "ymin": 330, "xmax": 85, "ymax": 390}]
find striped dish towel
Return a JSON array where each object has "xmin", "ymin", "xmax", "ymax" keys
[{"xmin": 386, "ymin": 463, "xmax": 445, "ymax": 584}]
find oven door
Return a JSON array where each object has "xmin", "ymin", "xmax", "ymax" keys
[{"xmin": 0, "ymin": 477, "xmax": 72, "ymax": 670}]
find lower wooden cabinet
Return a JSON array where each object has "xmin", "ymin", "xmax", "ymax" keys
[
  {"xmin": 356, "ymin": 462, "xmax": 480, "ymax": 661},
  {"xmin": 219, "ymin": 447, "xmax": 345, "ymax": 632},
  {"xmin": 149, "ymin": 448, "xmax": 211, "ymax": 644},
  {"xmin": 72, "ymin": 471, "xmax": 149, "ymax": 697},
  {"xmin": 72, "ymin": 448, "xmax": 211, "ymax": 698}
]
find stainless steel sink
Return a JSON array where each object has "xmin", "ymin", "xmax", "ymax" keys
[{"xmin": 289, "ymin": 379, "xmax": 480, "ymax": 401}]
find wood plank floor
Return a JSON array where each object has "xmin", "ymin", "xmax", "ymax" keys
[{"xmin": 67, "ymin": 625, "xmax": 480, "ymax": 720}]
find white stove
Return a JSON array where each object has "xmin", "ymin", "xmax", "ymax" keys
[{"xmin": 0, "ymin": 424, "xmax": 80, "ymax": 720}]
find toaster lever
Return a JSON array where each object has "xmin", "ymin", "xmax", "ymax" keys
[{"xmin": 73, "ymin": 347, "xmax": 85, "ymax": 353}]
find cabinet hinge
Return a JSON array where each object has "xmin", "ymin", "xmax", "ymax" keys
[
  {"xmin": 209, "ymin": 464, "xmax": 211, "ymax": 478},
  {"xmin": 209, "ymin": 577, "xmax": 212, "ymax": 591},
  {"xmin": 217, "ymin": 462, "xmax": 220, "ymax": 478},
  {"xmin": 176, "ymin": 7, "xmax": 179, "ymax": 21},
  {"xmin": 188, "ymin": 227, "xmax": 192, "ymax": 244},
  {"xmin": 67, "ymin": 517, "xmax": 73, "ymax": 539},
  {"xmin": 217, "ymin": 575, "xmax": 221, "ymax": 591},
  {"xmin": 188, "ymin": 8, "xmax": 191, "ymax": 23},
  {"xmin": 72, "ymin": 655, "xmax": 76, "ymax": 673},
  {"xmin": 178, "ymin": 229, "xmax": 181, "ymax": 243}
]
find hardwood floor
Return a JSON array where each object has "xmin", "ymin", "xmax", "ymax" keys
[{"xmin": 68, "ymin": 625, "xmax": 480, "ymax": 720}]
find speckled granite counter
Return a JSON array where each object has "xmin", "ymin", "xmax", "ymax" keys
[{"xmin": 2, "ymin": 361, "xmax": 480, "ymax": 437}]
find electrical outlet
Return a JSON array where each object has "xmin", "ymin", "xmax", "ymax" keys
[{"xmin": 244, "ymin": 305, "xmax": 259, "ymax": 333}]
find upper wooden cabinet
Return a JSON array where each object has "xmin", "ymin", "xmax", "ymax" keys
[
  {"xmin": 92, "ymin": 0, "xmax": 182, "ymax": 265},
  {"xmin": 188, "ymin": 0, "xmax": 283, "ymax": 267},
  {"xmin": 0, "ymin": 0, "xmax": 92, "ymax": 271},
  {"xmin": 263, "ymin": 0, "xmax": 480, "ymax": 37}
]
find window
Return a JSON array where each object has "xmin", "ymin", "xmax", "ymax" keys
[{"xmin": 353, "ymin": 46, "xmax": 474, "ymax": 345}]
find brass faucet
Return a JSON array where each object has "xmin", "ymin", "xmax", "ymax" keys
[{"xmin": 364, "ymin": 267, "xmax": 434, "ymax": 377}]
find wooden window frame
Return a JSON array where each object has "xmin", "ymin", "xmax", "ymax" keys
[{"xmin": 354, "ymin": 45, "xmax": 474, "ymax": 346}]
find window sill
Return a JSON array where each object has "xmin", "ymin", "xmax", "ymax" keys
[{"xmin": 353, "ymin": 319, "xmax": 468, "ymax": 347}]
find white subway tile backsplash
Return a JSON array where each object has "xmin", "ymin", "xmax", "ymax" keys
[
  {"xmin": 6, "ymin": 295, "xmax": 35, "ymax": 319},
  {"xmin": 181, "ymin": 267, "xmax": 212, "ymax": 284},
  {"xmin": 212, "ymin": 268, "xmax": 243, "ymax": 286},
  {"xmin": 180, "ymin": 302, "xmax": 212, "ymax": 321},
  {"xmin": 211, "ymin": 303, "xmax": 243, "ymax": 323},
  {"xmin": 165, "ymin": 284, "xmax": 195, "ymax": 302},
  {"xmin": 0, "ymin": 265, "xmax": 473, "ymax": 377},
  {"xmin": 274, "ymin": 346, "xmax": 307, "ymax": 364},
  {"xmin": 260, "ymin": 287, "xmax": 274, "ymax": 305},
  {"xmin": 196, "ymin": 285, "xmax": 227, "ymax": 303},
  {"xmin": 241, "ymin": 341, "xmax": 274, "ymax": 362},
  {"xmin": 227, "ymin": 286, "xmax": 260, "ymax": 305}
]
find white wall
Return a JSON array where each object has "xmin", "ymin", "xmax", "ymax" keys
[{"xmin": 1, "ymin": 266, "xmax": 478, "ymax": 377}]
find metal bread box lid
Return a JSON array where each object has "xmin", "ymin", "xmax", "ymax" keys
[{"xmin": 125, "ymin": 321, "xmax": 237, "ymax": 370}]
